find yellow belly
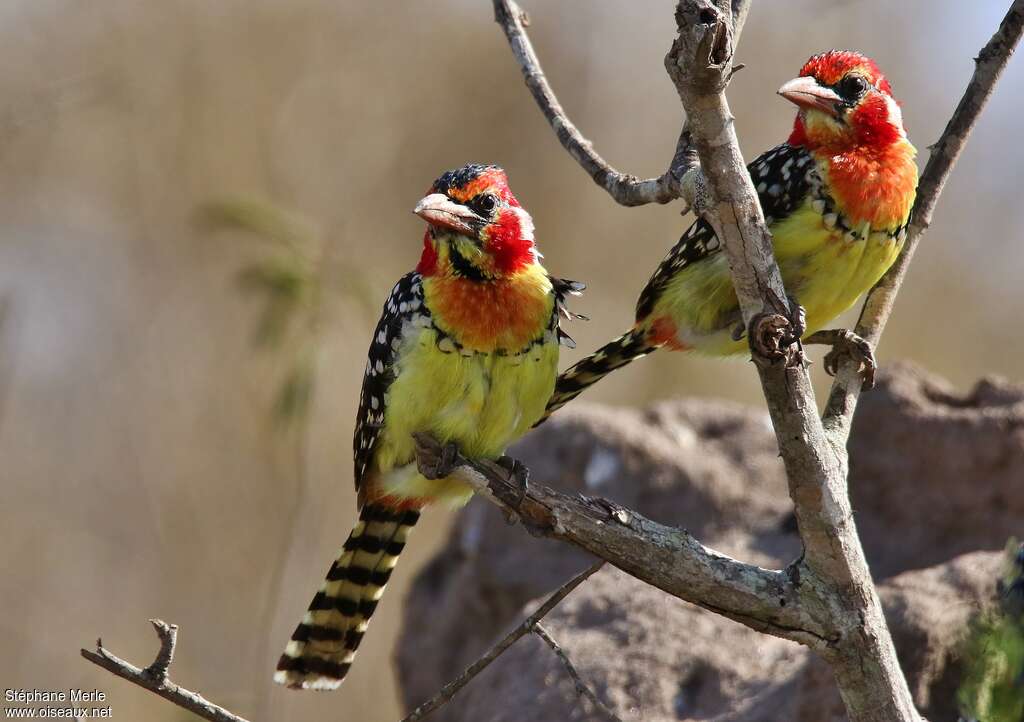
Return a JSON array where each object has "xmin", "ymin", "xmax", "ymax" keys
[
  {"xmin": 372, "ymin": 326, "xmax": 558, "ymax": 506},
  {"xmin": 651, "ymin": 202, "xmax": 904, "ymax": 355}
]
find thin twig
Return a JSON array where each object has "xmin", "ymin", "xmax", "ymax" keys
[
  {"xmin": 80, "ymin": 620, "xmax": 250, "ymax": 722},
  {"xmin": 533, "ymin": 623, "xmax": 623, "ymax": 722},
  {"xmin": 492, "ymin": 0, "xmax": 675, "ymax": 206},
  {"xmin": 400, "ymin": 561, "xmax": 605, "ymax": 722},
  {"xmin": 822, "ymin": 0, "xmax": 1024, "ymax": 442},
  {"xmin": 142, "ymin": 619, "xmax": 177, "ymax": 682},
  {"xmin": 491, "ymin": 0, "xmax": 751, "ymax": 209}
]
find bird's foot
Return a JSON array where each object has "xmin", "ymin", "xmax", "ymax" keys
[
  {"xmin": 413, "ymin": 433, "xmax": 461, "ymax": 480},
  {"xmin": 804, "ymin": 328, "xmax": 877, "ymax": 389},
  {"xmin": 496, "ymin": 455, "xmax": 531, "ymax": 512},
  {"xmin": 748, "ymin": 296, "xmax": 807, "ymax": 368}
]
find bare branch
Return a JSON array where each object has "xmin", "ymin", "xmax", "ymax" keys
[
  {"xmin": 491, "ymin": 0, "xmax": 751, "ymax": 208},
  {"xmin": 665, "ymin": 3, "xmax": 925, "ymax": 719},
  {"xmin": 414, "ymin": 434, "xmax": 829, "ymax": 648},
  {"xmin": 822, "ymin": 0, "xmax": 1024, "ymax": 442},
  {"xmin": 400, "ymin": 561, "xmax": 605, "ymax": 722},
  {"xmin": 80, "ymin": 620, "xmax": 250, "ymax": 722},
  {"xmin": 491, "ymin": 0, "xmax": 675, "ymax": 206},
  {"xmin": 533, "ymin": 623, "xmax": 623, "ymax": 722}
]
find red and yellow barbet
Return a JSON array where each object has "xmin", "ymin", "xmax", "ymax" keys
[
  {"xmin": 274, "ymin": 164, "xmax": 581, "ymax": 690},
  {"xmin": 543, "ymin": 50, "xmax": 919, "ymax": 419}
]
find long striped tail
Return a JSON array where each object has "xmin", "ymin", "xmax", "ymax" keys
[
  {"xmin": 274, "ymin": 504, "xmax": 420, "ymax": 690},
  {"xmin": 537, "ymin": 328, "xmax": 658, "ymax": 425}
]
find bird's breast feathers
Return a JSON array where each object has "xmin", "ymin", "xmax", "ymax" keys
[
  {"xmin": 423, "ymin": 264, "xmax": 554, "ymax": 353},
  {"xmin": 358, "ymin": 263, "xmax": 562, "ymax": 507},
  {"xmin": 374, "ymin": 322, "xmax": 559, "ymax": 505},
  {"xmin": 641, "ymin": 141, "xmax": 916, "ymax": 355}
]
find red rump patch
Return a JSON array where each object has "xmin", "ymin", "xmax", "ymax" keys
[
  {"xmin": 485, "ymin": 210, "xmax": 534, "ymax": 275},
  {"xmin": 649, "ymin": 315, "xmax": 689, "ymax": 351}
]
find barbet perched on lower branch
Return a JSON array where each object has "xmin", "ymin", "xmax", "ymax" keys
[
  {"xmin": 275, "ymin": 164, "xmax": 582, "ymax": 689},
  {"xmin": 543, "ymin": 50, "xmax": 918, "ymax": 420}
]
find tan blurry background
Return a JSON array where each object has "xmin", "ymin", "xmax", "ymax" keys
[{"xmin": 1, "ymin": 1, "xmax": 1022, "ymax": 720}]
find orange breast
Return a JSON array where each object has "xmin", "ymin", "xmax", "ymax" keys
[
  {"xmin": 424, "ymin": 271, "xmax": 552, "ymax": 352},
  {"xmin": 823, "ymin": 142, "xmax": 917, "ymax": 229}
]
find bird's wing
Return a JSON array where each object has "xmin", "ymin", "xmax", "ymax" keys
[
  {"xmin": 635, "ymin": 143, "xmax": 814, "ymax": 322},
  {"xmin": 353, "ymin": 271, "xmax": 428, "ymax": 494}
]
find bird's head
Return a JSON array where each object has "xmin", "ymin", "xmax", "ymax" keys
[
  {"xmin": 414, "ymin": 164, "xmax": 537, "ymax": 280},
  {"xmin": 780, "ymin": 50, "xmax": 906, "ymax": 153}
]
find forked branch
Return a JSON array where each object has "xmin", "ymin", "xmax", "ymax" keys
[
  {"xmin": 400, "ymin": 561, "xmax": 605, "ymax": 722},
  {"xmin": 492, "ymin": 0, "xmax": 751, "ymax": 208},
  {"xmin": 80, "ymin": 620, "xmax": 250, "ymax": 722}
]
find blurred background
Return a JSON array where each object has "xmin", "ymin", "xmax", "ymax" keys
[{"xmin": 1, "ymin": 1, "xmax": 1021, "ymax": 720}]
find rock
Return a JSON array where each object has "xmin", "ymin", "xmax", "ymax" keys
[
  {"xmin": 401, "ymin": 552, "xmax": 1003, "ymax": 722},
  {"xmin": 848, "ymin": 362, "xmax": 1024, "ymax": 578},
  {"xmin": 396, "ymin": 399, "xmax": 802, "ymax": 711},
  {"xmin": 445, "ymin": 565, "xmax": 807, "ymax": 722},
  {"xmin": 794, "ymin": 551, "xmax": 1004, "ymax": 722}
]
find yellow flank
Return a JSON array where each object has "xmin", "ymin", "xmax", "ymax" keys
[
  {"xmin": 650, "ymin": 198, "xmax": 905, "ymax": 356},
  {"xmin": 372, "ymin": 326, "xmax": 559, "ymax": 506}
]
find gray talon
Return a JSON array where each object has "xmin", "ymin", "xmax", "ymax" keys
[{"xmin": 805, "ymin": 329, "xmax": 877, "ymax": 389}]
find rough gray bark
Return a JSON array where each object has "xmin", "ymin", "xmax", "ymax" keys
[{"xmin": 414, "ymin": 433, "xmax": 828, "ymax": 648}]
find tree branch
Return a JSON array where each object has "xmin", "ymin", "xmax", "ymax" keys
[
  {"xmin": 400, "ymin": 561, "xmax": 605, "ymax": 722},
  {"xmin": 80, "ymin": 620, "xmax": 250, "ymax": 722},
  {"xmin": 663, "ymin": 3, "xmax": 924, "ymax": 720},
  {"xmin": 491, "ymin": 0, "xmax": 751, "ymax": 208},
  {"xmin": 414, "ymin": 434, "xmax": 830, "ymax": 648},
  {"xmin": 533, "ymin": 623, "xmax": 623, "ymax": 722},
  {"xmin": 822, "ymin": 0, "xmax": 1024, "ymax": 443}
]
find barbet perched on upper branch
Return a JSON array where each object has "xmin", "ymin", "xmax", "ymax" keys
[
  {"xmin": 543, "ymin": 50, "xmax": 918, "ymax": 419},
  {"xmin": 275, "ymin": 164, "xmax": 581, "ymax": 690}
]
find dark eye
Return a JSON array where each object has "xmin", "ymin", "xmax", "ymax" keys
[
  {"xmin": 837, "ymin": 74, "xmax": 869, "ymax": 101},
  {"xmin": 470, "ymin": 193, "xmax": 498, "ymax": 216}
]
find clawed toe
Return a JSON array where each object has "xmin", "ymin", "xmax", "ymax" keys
[
  {"xmin": 414, "ymin": 434, "xmax": 462, "ymax": 480},
  {"xmin": 805, "ymin": 329, "xmax": 877, "ymax": 389},
  {"xmin": 497, "ymin": 455, "xmax": 530, "ymax": 510}
]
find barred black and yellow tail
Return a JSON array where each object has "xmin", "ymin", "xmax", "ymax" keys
[
  {"xmin": 537, "ymin": 328, "xmax": 658, "ymax": 425},
  {"xmin": 274, "ymin": 504, "xmax": 420, "ymax": 690}
]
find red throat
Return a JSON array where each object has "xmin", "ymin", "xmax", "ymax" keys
[
  {"xmin": 485, "ymin": 210, "xmax": 534, "ymax": 275},
  {"xmin": 416, "ymin": 230, "xmax": 438, "ymax": 276}
]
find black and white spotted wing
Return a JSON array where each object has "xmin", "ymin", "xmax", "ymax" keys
[
  {"xmin": 352, "ymin": 271, "xmax": 428, "ymax": 496},
  {"xmin": 634, "ymin": 143, "xmax": 816, "ymax": 322}
]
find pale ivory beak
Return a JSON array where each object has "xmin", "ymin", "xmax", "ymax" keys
[
  {"xmin": 413, "ymin": 193, "xmax": 481, "ymax": 236},
  {"xmin": 778, "ymin": 76, "xmax": 843, "ymax": 118}
]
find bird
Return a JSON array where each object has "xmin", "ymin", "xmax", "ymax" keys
[
  {"xmin": 274, "ymin": 163, "xmax": 582, "ymax": 690},
  {"xmin": 542, "ymin": 50, "xmax": 918, "ymax": 420}
]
